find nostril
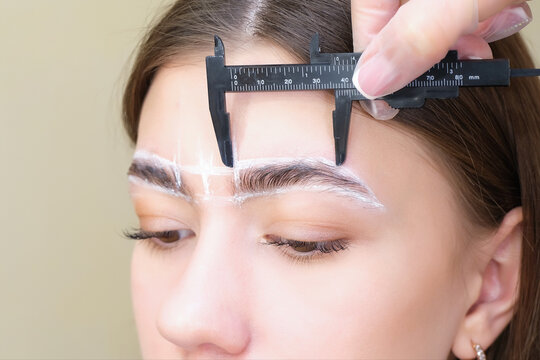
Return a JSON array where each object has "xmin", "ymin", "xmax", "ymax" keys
[{"xmin": 193, "ymin": 342, "xmax": 238, "ymax": 358}]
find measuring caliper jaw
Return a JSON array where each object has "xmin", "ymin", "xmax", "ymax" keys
[
  {"xmin": 309, "ymin": 34, "xmax": 461, "ymax": 165},
  {"xmin": 310, "ymin": 34, "xmax": 356, "ymax": 166},
  {"xmin": 205, "ymin": 34, "xmax": 362, "ymax": 167},
  {"xmin": 206, "ymin": 34, "xmax": 515, "ymax": 167},
  {"xmin": 206, "ymin": 36, "xmax": 234, "ymax": 167}
]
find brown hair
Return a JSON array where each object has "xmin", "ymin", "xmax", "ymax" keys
[{"xmin": 122, "ymin": 1, "xmax": 540, "ymax": 358}]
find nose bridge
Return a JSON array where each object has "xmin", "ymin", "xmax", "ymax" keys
[{"xmin": 157, "ymin": 208, "xmax": 252, "ymax": 354}]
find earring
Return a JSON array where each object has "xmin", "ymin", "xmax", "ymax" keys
[{"xmin": 471, "ymin": 340, "xmax": 486, "ymax": 360}]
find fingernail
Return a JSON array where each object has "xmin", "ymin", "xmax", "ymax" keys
[
  {"xmin": 360, "ymin": 100, "xmax": 399, "ymax": 121},
  {"xmin": 353, "ymin": 53, "xmax": 398, "ymax": 99},
  {"xmin": 463, "ymin": 56, "xmax": 483, "ymax": 60},
  {"xmin": 482, "ymin": 3, "xmax": 532, "ymax": 43}
]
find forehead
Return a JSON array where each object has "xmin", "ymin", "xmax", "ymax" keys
[
  {"xmin": 134, "ymin": 40, "xmax": 456, "ymax": 217},
  {"xmin": 136, "ymin": 41, "xmax": 338, "ymax": 166}
]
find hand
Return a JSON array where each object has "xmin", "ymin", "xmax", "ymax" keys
[{"xmin": 351, "ymin": 0, "xmax": 533, "ymax": 120}]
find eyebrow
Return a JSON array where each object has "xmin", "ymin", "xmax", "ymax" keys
[
  {"xmin": 128, "ymin": 158, "xmax": 192, "ymax": 200},
  {"xmin": 128, "ymin": 157, "xmax": 384, "ymax": 208},
  {"xmin": 235, "ymin": 160, "xmax": 384, "ymax": 208}
]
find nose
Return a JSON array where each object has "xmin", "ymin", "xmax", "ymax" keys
[{"xmin": 156, "ymin": 217, "xmax": 252, "ymax": 356}]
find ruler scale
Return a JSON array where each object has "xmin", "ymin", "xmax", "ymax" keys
[{"xmin": 206, "ymin": 34, "xmax": 540, "ymax": 167}]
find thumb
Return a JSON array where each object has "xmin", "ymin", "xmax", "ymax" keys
[
  {"xmin": 353, "ymin": 0, "xmax": 478, "ymax": 98},
  {"xmin": 351, "ymin": 0, "xmax": 400, "ymax": 52}
]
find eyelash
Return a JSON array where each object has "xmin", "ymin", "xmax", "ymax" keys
[
  {"xmin": 123, "ymin": 229, "xmax": 350, "ymax": 263},
  {"xmin": 123, "ymin": 228, "xmax": 194, "ymax": 253},
  {"xmin": 262, "ymin": 234, "xmax": 350, "ymax": 264}
]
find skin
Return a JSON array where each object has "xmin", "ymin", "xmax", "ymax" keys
[{"xmin": 129, "ymin": 40, "xmax": 522, "ymax": 359}]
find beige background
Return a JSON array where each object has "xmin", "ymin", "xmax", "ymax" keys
[{"xmin": 0, "ymin": 1, "xmax": 538, "ymax": 358}]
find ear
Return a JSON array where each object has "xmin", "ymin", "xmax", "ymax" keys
[{"xmin": 451, "ymin": 207, "xmax": 523, "ymax": 360}]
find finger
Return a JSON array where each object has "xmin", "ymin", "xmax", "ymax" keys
[
  {"xmin": 474, "ymin": 2, "xmax": 532, "ymax": 42},
  {"xmin": 353, "ymin": 0, "xmax": 479, "ymax": 99},
  {"xmin": 351, "ymin": 0, "xmax": 401, "ymax": 120},
  {"xmin": 351, "ymin": 0, "xmax": 400, "ymax": 51},
  {"xmin": 477, "ymin": 0, "xmax": 526, "ymax": 21},
  {"xmin": 360, "ymin": 100, "xmax": 400, "ymax": 120},
  {"xmin": 452, "ymin": 34, "xmax": 493, "ymax": 60}
]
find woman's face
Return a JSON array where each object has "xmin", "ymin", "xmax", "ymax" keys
[{"xmin": 129, "ymin": 41, "xmax": 474, "ymax": 359}]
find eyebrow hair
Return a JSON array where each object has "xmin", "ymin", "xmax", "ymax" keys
[
  {"xmin": 128, "ymin": 158, "xmax": 192, "ymax": 200},
  {"xmin": 128, "ymin": 156, "xmax": 384, "ymax": 208},
  {"xmin": 235, "ymin": 159, "xmax": 384, "ymax": 208}
]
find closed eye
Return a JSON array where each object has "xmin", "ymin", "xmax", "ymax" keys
[
  {"xmin": 262, "ymin": 234, "xmax": 350, "ymax": 264},
  {"xmin": 124, "ymin": 228, "xmax": 195, "ymax": 251}
]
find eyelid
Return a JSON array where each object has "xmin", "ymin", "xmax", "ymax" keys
[
  {"xmin": 129, "ymin": 187, "xmax": 195, "ymax": 220},
  {"xmin": 134, "ymin": 205, "xmax": 197, "ymax": 234},
  {"xmin": 261, "ymin": 234, "xmax": 350, "ymax": 264},
  {"xmin": 264, "ymin": 221, "xmax": 350, "ymax": 243},
  {"xmin": 123, "ymin": 228, "xmax": 195, "ymax": 253}
]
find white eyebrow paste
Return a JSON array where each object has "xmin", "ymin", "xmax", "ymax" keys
[
  {"xmin": 128, "ymin": 174, "xmax": 192, "ymax": 202},
  {"xmin": 232, "ymin": 157, "xmax": 385, "ymax": 209},
  {"xmin": 129, "ymin": 150, "xmax": 386, "ymax": 209},
  {"xmin": 133, "ymin": 149, "xmax": 233, "ymax": 176},
  {"xmin": 130, "ymin": 149, "xmax": 183, "ymax": 190}
]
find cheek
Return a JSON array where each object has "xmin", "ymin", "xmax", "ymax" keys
[
  {"xmin": 130, "ymin": 244, "xmax": 187, "ymax": 356},
  {"xmin": 354, "ymin": 231, "xmax": 465, "ymax": 357},
  {"xmin": 130, "ymin": 245, "xmax": 160, "ymax": 354},
  {"xmin": 249, "ymin": 234, "xmax": 464, "ymax": 358},
  {"xmin": 248, "ymin": 249, "xmax": 389, "ymax": 357}
]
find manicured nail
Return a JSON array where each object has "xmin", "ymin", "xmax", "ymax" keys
[
  {"xmin": 360, "ymin": 100, "xmax": 399, "ymax": 121},
  {"xmin": 483, "ymin": 3, "xmax": 532, "ymax": 43},
  {"xmin": 353, "ymin": 54, "xmax": 398, "ymax": 99}
]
